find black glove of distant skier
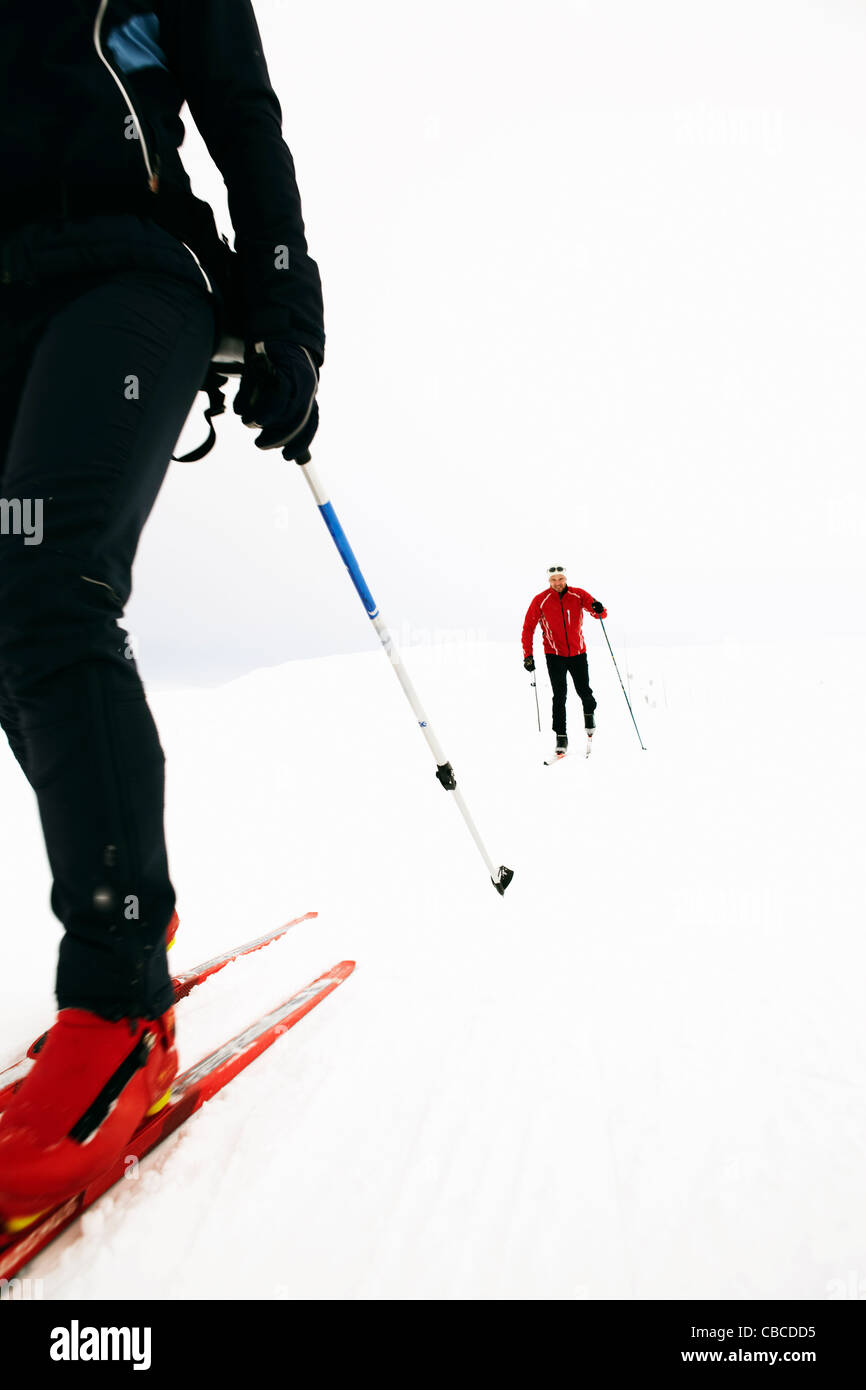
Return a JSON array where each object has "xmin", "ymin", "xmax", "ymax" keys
[
  {"xmin": 523, "ymin": 656, "xmax": 535, "ymax": 672},
  {"xmin": 234, "ymin": 341, "xmax": 319, "ymax": 461},
  {"xmin": 591, "ymin": 600, "xmax": 605, "ymax": 616}
]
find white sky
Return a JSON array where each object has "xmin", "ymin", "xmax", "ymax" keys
[{"xmin": 127, "ymin": 0, "xmax": 866, "ymax": 682}]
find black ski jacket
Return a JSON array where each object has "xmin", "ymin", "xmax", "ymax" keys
[{"xmin": 0, "ymin": 0, "xmax": 324, "ymax": 360}]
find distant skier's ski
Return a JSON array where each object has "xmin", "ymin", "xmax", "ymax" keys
[
  {"xmin": 543, "ymin": 751, "xmax": 568, "ymax": 766},
  {"xmin": 0, "ymin": 959, "xmax": 355, "ymax": 1280},
  {"xmin": 585, "ymin": 734, "xmax": 593, "ymax": 758},
  {"xmin": 0, "ymin": 912, "xmax": 317, "ymax": 1101}
]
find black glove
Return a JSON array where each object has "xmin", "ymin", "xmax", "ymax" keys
[
  {"xmin": 524, "ymin": 656, "xmax": 535, "ymax": 672},
  {"xmin": 591, "ymin": 600, "xmax": 605, "ymax": 616},
  {"xmin": 234, "ymin": 341, "xmax": 320, "ymax": 461}
]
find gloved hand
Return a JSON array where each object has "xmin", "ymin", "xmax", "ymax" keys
[
  {"xmin": 234, "ymin": 340, "xmax": 320, "ymax": 461},
  {"xmin": 523, "ymin": 656, "xmax": 535, "ymax": 672},
  {"xmin": 591, "ymin": 600, "xmax": 605, "ymax": 616}
]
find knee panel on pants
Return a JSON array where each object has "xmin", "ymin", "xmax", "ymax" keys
[{"xmin": 0, "ymin": 544, "xmax": 130, "ymax": 695}]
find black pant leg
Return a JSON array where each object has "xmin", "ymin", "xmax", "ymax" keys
[
  {"xmin": 0, "ymin": 297, "xmax": 35, "ymax": 780},
  {"xmin": 545, "ymin": 654, "xmax": 569, "ymax": 735},
  {"xmin": 0, "ymin": 680, "xmax": 31, "ymax": 777},
  {"xmin": 568, "ymin": 654, "xmax": 597, "ymax": 727},
  {"xmin": 0, "ymin": 264, "xmax": 214, "ymax": 1020}
]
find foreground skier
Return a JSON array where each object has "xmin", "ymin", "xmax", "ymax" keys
[
  {"xmin": 0, "ymin": 1, "xmax": 324, "ymax": 1227},
  {"xmin": 522, "ymin": 566, "xmax": 607, "ymax": 760}
]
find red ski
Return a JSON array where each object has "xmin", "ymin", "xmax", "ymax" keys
[
  {"xmin": 0, "ymin": 912, "xmax": 317, "ymax": 1102},
  {"xmin": 0, "ymin": 958, "xmax": 355, "ymax": 1279},
  {"xmin": 170, "ymin": 912, "xmax": 317, "ymax": 1001}
]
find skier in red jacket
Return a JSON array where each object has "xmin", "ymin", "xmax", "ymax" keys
[{"xmin": 522, "ymin": 566, "xmax": 607, "ymax": 758}]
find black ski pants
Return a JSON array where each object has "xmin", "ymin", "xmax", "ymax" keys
[
  {"xmin": 545, "ymin": 653, "xmax": 596, "ymax": 736},
  {"xmin": 0, "ymin": 215, "xmax": 216, "ymax": 1020}
]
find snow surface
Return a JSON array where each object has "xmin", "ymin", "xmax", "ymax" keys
[{"xmin": 1, "ymin": 636, "xmax": 864, "ymax": 1300}]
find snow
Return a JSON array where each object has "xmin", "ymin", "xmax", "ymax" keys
[
  {"xmin": 2, "ymin": 634, "xmax": 865, "ymax": 1299},
  {"xmin": 3, "ymin": 0, "xmax": 866, "ymax": 1304}
]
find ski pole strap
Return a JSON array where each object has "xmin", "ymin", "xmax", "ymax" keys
[{"xmin": 172, "ymin": 369, "xmax": 228, "ymax": 463}]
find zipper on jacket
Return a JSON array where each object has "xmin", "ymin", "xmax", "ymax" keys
[
  {"xmin": 93, "ymin": 0, "xmax": 159, "ymax": 192},
  {"xmin": 559, "ymin": 592, "xmax": 572, "ymax": 656}
]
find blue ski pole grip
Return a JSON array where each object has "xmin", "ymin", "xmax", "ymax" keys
[{"xmin": 318, "ymin": 501, "xmax": 379, "ymax": 619}]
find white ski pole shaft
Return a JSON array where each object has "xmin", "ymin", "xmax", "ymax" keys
[{"xmin": 297, "ymin": 457, "xmax": 513, "ymax": 895}]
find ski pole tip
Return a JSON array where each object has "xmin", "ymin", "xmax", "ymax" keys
[{"xmin": 493, "ymin": 866, "xmax": 514, "ymax": 896}]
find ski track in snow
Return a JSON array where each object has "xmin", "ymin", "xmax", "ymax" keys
[{"xmin": 1, "ymin": 638, "xmax": 864, "ymax": 1299}]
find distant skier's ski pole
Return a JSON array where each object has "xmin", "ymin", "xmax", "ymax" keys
[
  {"xmin": 600, "ymin": 619, "xmax": 646, "ymax": 750},
  {"xmin": 295, "ymin": 454, "xmax": 514, "ymax": 895},
  {"xmin": 531, "ymin": 674, "xmax": 540, "ymax": 731}
]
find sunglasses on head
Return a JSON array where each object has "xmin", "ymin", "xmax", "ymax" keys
[{"xmin": 548, "ymin": 567, "xmax": 565, "ymax": 574}]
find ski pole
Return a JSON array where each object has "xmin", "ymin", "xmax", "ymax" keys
[
  {"xmin": 599, "ymin": 619, "xmax": 646, "ymax": 750},
  {"xmin": 530, "ymin": 673, "xmax": 540, "ymax": 731},
  {"xmin": 295, "ymin": 454, "xmax": 514, "ymax": 895}
]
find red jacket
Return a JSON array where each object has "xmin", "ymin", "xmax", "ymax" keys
[{"xmin": 522, "ymin": 586, "xmax": 607, "ymax": 659}]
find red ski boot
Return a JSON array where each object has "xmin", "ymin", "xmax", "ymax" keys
[
  {"xmin": 0, "ymin": 909, "xmax": 181, "ymax": 1108},
  {"xmin": 0, "ymin": 1007, "xmax": 177, "ymax": 1231}
]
